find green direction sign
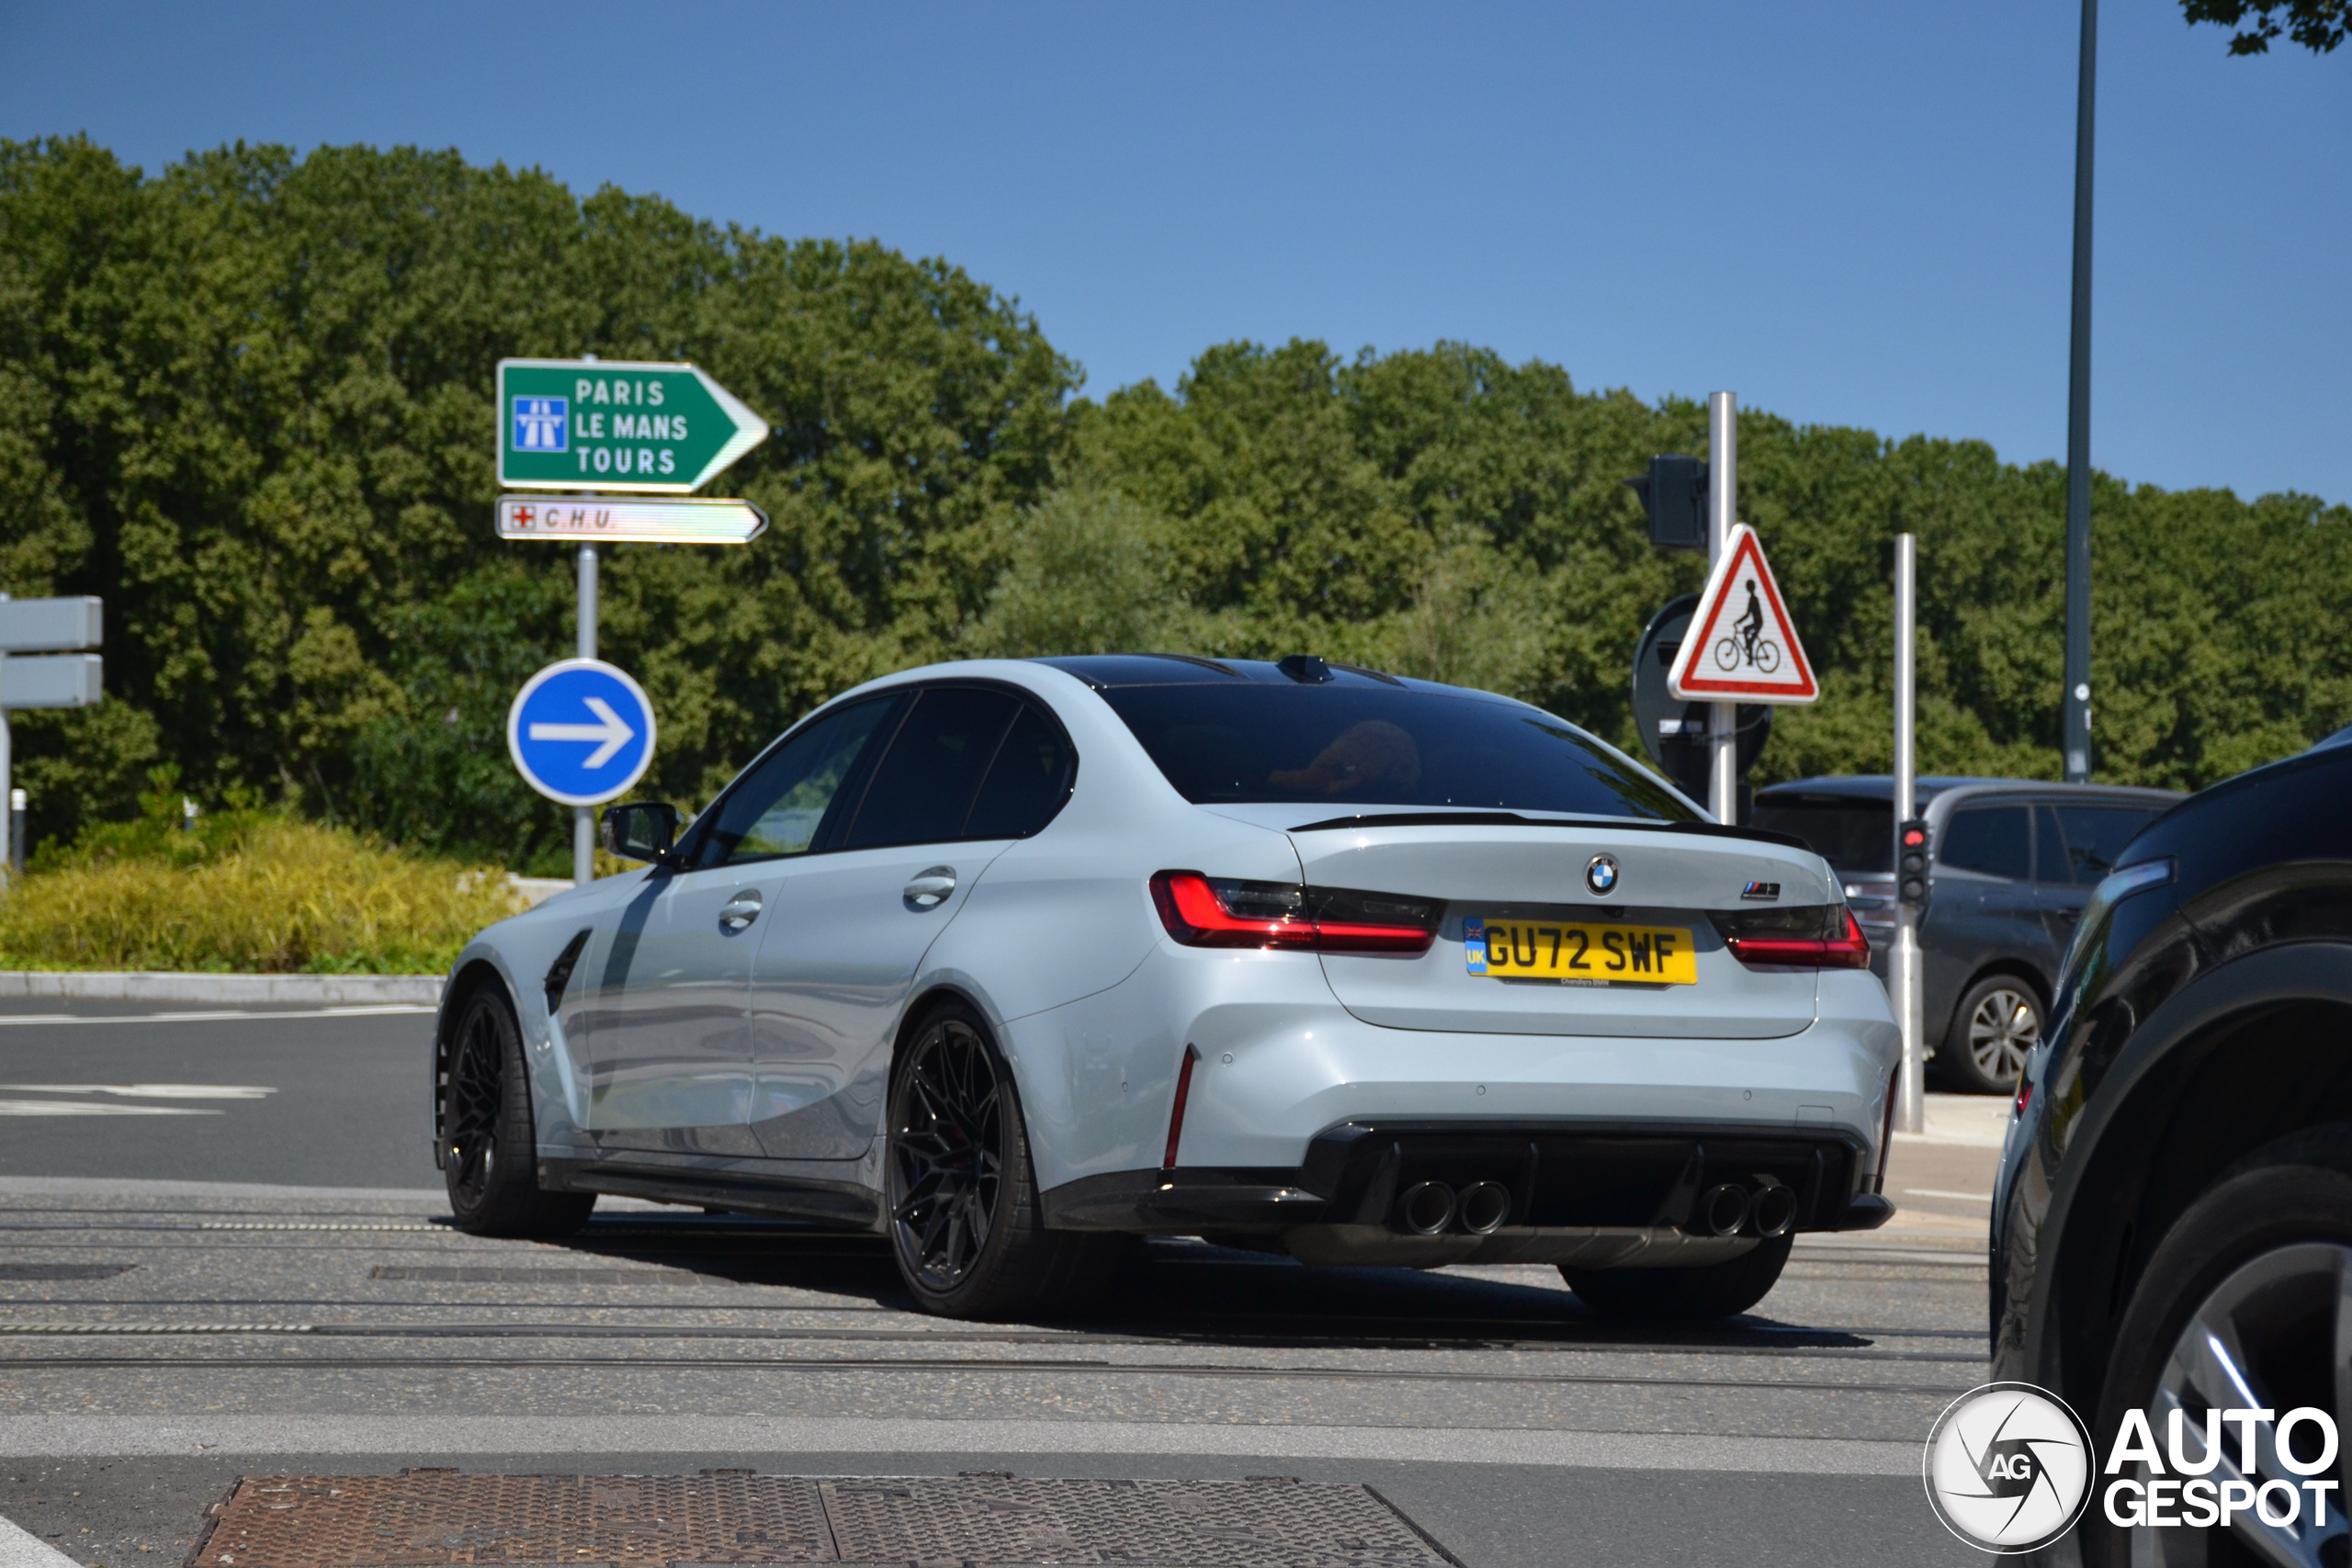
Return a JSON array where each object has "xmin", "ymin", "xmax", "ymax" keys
[{"xmin": 497, "ymin": 358, "xmax": 769, "ymax": 493}]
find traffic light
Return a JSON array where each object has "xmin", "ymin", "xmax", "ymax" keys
[
  {"xmin": 1897, "ymin": 818, "xmax": 1930, "ymax": 907},
  {"xmin": 1624, "ymin": 456, "xmax": 1708, "ymax": 552}
]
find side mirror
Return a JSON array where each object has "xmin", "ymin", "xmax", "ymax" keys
[{"xmin": 600, "ymin": 802, "xmax": 682, "ymax": 865}]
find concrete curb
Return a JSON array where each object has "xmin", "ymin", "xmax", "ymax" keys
[
  {"xmin": 0, "ymin": 1415, "xmax": 1929, "ymax": 1473},
  {"xmin": 0, "ymin": 971, "xmax": 444, "ymax": 1006}
]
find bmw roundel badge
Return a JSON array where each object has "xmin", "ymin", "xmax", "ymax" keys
[{"xmin": 1585, "ymin": 854, "xmax": 1619, "ymax": 896}]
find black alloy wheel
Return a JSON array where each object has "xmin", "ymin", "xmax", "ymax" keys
[
  {"xmin": 441, "ymin": 986, "xmax": 593, "ymax": 1237},
  {"xmin": 2091, "ymin": 1125, "xmax": 2352, "ymax": 1567},
  {"xmin": 445, "ymin": 995, "xmax": 508, "ymax": 1206},
  {"xmin": 884, "ymin": 1001, "xmax": 1127, "ymax": 1319},
  {"xmin": 888, "ymin": 1012, "xmax": 1007, "ymax": 1293}
]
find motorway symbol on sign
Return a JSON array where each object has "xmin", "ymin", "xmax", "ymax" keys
[
  {"xmin": 506, "ymin": 659, "xmax": 657, "ymax": 807},
  {"xmin": 497, "ymin": 495, "xmax": 767, "ymax": 545},
  {"xmin": 1667, "ymin": 524, "xmax": 1819, "ymax": 704},
  {"xmin": 497, "ymin": 358, "xmax": 770, "ymax": 493}
]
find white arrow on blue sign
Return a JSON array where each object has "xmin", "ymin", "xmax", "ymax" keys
[{"xmin": 505, "ymin": 659, "xmax": 657, "ymax": 807}]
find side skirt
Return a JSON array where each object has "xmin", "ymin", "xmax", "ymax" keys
[{"xmin": 538, "ymin": 1156, "xmax": 885, "ymax": 1231}]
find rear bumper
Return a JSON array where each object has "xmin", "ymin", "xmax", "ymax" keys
[{"xmin": 1040, "ymin": 1117, "xmax": 1894, "ymax": 1262}]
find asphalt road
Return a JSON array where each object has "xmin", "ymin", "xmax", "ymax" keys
[{"xmin": 0, "ymin": 1002, "xmax": 2002, "ymax": 1566}]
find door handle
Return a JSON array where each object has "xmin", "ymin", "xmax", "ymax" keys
[
  {"xmin": 903, "ymin": 867, "xmax": 956, "ymax": 910},
  {"xmin": 718, "ymin": 891, "xmax": 763, "ymax": 933}
]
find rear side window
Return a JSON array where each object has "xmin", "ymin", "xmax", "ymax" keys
[
  {"xmin": 693, "ymin": 696, "xmax": 899, "ymax": 867},
  {"xmin": 2054, "ymin": 804, "xmax": 2160, "ymax": 885},
  {"xmin": 965, "ymin": 703, "xmax": 1076, "ymax": 840},
  {"xmin": 1095, "ymin": 685, "xmax": 1693, "ymax": 820},
  {"xmin": 2034, "ymin": 807, "xmax": 2072, "ymax": 884},
  {"xmin": 1939, "ymin": 806, "xmax": 2030, "ymax": 880},
  {"xmin": 844, "ymin": 687, "xmax": 1023, "ymax": 850},
  {"xmin": 1750, "ymin": 801, "xmax": 1891, "ymax": 873}
]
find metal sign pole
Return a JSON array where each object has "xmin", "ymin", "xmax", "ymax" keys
[
  {"xmin": 574, "ymin": 539, "xmax": 598, "ymax": 889},
  {"xmin": 1705, "ymin": 393, "xmax": 1738, "ymax": 823},
  {"xmin": 1893, "ymin": 535, "xmax": 1926, "ymax": 1134}
]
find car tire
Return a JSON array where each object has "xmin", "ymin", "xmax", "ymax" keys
[
  {"xmin": 1561, "ymin": 1235, "xmax": 1792, "ymax": 1322},
  {"xmin": 442, "ymin": 984, "xmax": 595, "ymax": 1238},
  {"xmin": 2086, "ymin": 1123, "xmax": 2352, "ymax": 1568},
  {"xmin": 885, "ymin": 999, "xmax": 1125, "ymax": 1320},
  {"xmin": 1940, "ymin": 975, "xmax": 2043, "ymax": 1093}
]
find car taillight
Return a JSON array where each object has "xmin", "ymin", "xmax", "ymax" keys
[
  {"xmin": 1149, "ymin": 872, "xmax": 1439, "ymax": 954},
  {"xmin": 1713, "ymin": 905, "xmax": 1871, "ymax": 970}
]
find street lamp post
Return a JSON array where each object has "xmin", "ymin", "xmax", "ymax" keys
[{"xmin": 2064, "ymin": 0, "xmax": 2098, "ymax": 783}]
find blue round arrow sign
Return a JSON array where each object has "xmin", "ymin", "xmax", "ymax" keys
[{"xmin": 505, "ymin": 659, "xmax": 657, "ymax": 807}]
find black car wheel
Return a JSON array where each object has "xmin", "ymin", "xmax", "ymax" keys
[
  {"xmin": 2089, "ymin": 1125, "xmax": 2352, "ymax": 1568},
  {"xmin": 1942, "ymin": 975, "xmax": 2041, "ymax": 1093},
  {"xmin": 443, "ymin": 986, "xmax": 594, "ymax": 1237},
  {"xmin": 1561, "ymin": 1235, "xmax": 1792, "ymax": 1322},
  {"xmin": 885, "ymin": 1000, "xmax": 1124, "ymax": 1319}
]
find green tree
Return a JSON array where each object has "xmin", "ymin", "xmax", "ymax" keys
[
  {"xmin": 2183, "ymin": 0, "xmax": 2347, "ymax": 54},
  {"xmin": 4, "ymin": 137, "xmax": 2346, "ymax": 867},
  {"xmin": 0, "ymin": 137, "xmax": 1074, "ymax": 867}
]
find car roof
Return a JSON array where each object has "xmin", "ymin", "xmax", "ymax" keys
[
  {"xmin": 1756, "ymin": 774, "xmax": 2183, "ymax": 807},
  {"xmin": 1031, "ymin": 653, "xmax": 1469, "ymax": 696}
]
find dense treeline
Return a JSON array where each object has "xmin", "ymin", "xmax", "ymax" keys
[{"xmin": 3, "ymin": 137, "xmax": 2346, "ymax": 871}]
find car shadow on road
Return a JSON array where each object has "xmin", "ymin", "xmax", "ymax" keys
[{"xmin": 504, "ymin": 1211, "xmax": 1873, "ymax": 1351}]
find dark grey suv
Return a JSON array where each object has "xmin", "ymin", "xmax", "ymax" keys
[{"xmin": 1752, "ymin": 776, "xmax": 2180, "ymax": 1092}]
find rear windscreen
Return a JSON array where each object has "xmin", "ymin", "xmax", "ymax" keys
[
  {"xmin": 1750, "ymin": 801, "xmax": 1892, "ymax": 873},
  {"xmin": 1094, "ymin": 685, "xmax": 1694, "ymax": 820}
]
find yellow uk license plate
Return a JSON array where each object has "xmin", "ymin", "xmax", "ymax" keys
[{"xmin": 1464, "ymin": 918, "xmax": 1698, "ymax": 985}]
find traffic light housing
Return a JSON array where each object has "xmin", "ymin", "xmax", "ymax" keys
[
  {"xmin": 1624, "ymin": 456, "xmax": 1708, "ymax": 552},
  {"xmin": 1897, "ymin": 818, "xmax": 1930, "ymax": 907}
]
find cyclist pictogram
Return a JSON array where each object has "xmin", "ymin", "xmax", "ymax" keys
[
  {"xmin": 1668, "ymin": 524, "xmax": 1816, "ymax": 704},
  {"xmin": 1713, "ymin": 581, "xmax": 1782, "ymax": 674}
]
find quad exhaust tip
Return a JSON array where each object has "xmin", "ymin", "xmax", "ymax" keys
[
  {"xmin": 1696, "ymin": 1179, "xmax": 1798, "ymax": 1237},
  {"xmin": 1750, "ymin": 1181, "xmax": 1798, "ymax": 1237},
  {"xmin": 1395, "ymin": 1179, "xmax": 1512, "ymax": 1235},
  {"xmin": 1699, "ymin": 1183, "xmax": 1751, "ymax": 1237},
  {"xmin": 1456, "ymin": 1180, "xmax": 1511, "ymax": 1235},
  {"xmin": 1397, "ymin": 1181, "xmax": 1456, "ymax": 1235}
]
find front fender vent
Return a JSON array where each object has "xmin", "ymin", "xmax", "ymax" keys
[{"xmin": 544, "ymin": 928, "xmax": 591, "ymax": 1015}]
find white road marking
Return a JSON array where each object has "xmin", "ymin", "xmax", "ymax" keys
[
  {"xmin": 0, "ymin": 1083, "xmax": 276, "ymax": 1100},
  {"xmin": 1902, "ymin": 1188, "xmax": 1993, "ymax": 1202},
  {"xmin": 0, "ymin": 1508, "xmax": 85, "ymax": 1568},
  {"xmin": 0, "ymin": 1100, "xmax": 220, "ymax": 1117},
  {"xmin": 0, "ymin": 1005, "xmax": 432, "ymax": 1027}
]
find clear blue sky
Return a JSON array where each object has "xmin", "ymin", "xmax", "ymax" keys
[{"xmin": 4, "ymin": 1, "xmax": 2346, "ymax": 502}]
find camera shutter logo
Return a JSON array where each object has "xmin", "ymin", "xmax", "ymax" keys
[{"xmin": 1924, "ymin": 1382, "xmax": 2096, "ymax": 1552}]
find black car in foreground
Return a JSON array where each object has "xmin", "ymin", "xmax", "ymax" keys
[
  {"xmin": 1991, "ymin": 734, "xmax": 2352, "ymax": 1566},
  {"xmin": 1753, "ymin": 776, "xmax": 2179, "ymax": 1092}
]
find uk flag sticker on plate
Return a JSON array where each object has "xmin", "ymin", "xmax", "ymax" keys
[{"xmin": 1463, "ymin": 918, "xmax": 1488, "ymax": 975}]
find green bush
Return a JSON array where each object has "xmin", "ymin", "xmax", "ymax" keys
[{"xmin": 0, "ymin": 793, "xmax": 524, "ymax": 973}]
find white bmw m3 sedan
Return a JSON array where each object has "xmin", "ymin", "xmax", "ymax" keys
[{"xmin": 435, "ymin": 653, "xmax": 1901, "ymax": 1319}]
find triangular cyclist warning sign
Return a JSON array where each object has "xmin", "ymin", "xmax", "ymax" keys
[{"xmin": 1668, "ymin": 524, "xmax": 1818, "ymax": 704}]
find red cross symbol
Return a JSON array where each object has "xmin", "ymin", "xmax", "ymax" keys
[{"xmin": 513, "ymin": 505, "xmax": 535, "ymax": 529}]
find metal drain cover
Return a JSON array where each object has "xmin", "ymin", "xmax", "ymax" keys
[{"xmin": 192, "ymin": 1472, "xmax": 1458, "ymax": 1568}]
